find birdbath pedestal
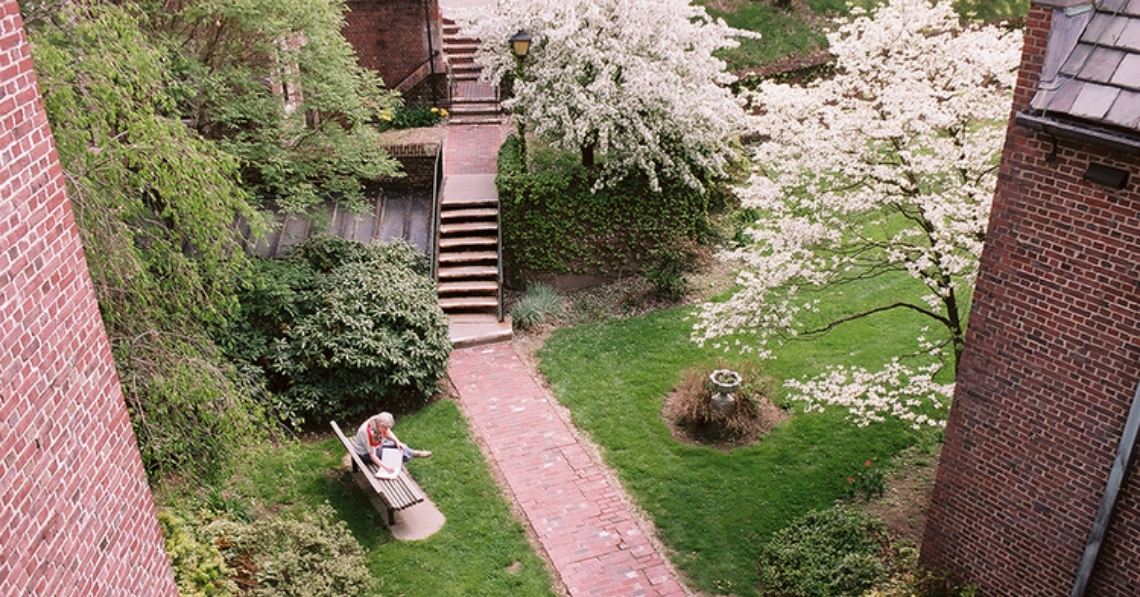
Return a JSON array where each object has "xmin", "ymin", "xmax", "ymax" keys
[{"xmin": 709, "ymin": 369, "xmax": 742, "ymax": 414}]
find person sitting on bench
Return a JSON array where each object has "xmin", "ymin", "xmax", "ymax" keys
[{"xmin": 353, "ymin": 412, "xmax": 431, "ymax": 475}]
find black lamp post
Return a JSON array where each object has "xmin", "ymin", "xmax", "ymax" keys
[
  {"xmin": 509, "ymin": 29, "xmax": 532, "ymax": 59},
  {"xmin": 508, "ymin": 30, "xmax": 532, "ymax": 163}
]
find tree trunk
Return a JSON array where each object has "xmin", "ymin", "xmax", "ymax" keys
[{"xmin": 581, "ymin": 142, "xmax": 595, "ymax": 168}]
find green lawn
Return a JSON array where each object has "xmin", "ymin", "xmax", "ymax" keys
[
  {"xmin": 699, "ymin": 0, "xmax": 1028, "ymax": 72},
  {"xmin": 215, "ymin": 400, "xmax": 557, "ymax": 597},
  {"xmin": 535, "ymin": 269, "xmax": 946, "ymax": 595}
]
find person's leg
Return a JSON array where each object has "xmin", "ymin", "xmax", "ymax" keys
[{"xmin": 401, "ymin": 446, "xmax": 431, "ymax": 460}]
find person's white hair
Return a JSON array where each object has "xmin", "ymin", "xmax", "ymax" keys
[{"xmin": 375, "ymin": 412, "xmax": 395, "ymax": 428}]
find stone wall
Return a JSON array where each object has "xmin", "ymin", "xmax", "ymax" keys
[
  {"xmin": 921, "ymin": 3, "xmax": 1140, "ymax": 595},
  {"xmin": 0, "ymin": 3, "xmax": 177, "ymax": 595}
]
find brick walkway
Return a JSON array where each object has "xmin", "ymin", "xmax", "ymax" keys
[
  {"xmin": 439, "ymin": 23, "xmax": 688, "ymax": 594},
  {"xmin": 443, "ymin": 123, "xmax": 510, "ymax": 175},
  {"xmin": 448, "ymin": 344, "xmax": 689, "ymax": 597}
]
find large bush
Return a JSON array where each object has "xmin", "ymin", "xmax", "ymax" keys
[
  {"xmin": 226, "ymin": 237, "xmax": 450, "ymax": 425},
  {"xmin": 757, "ymin": 506, "xmax": 889, "ymax": 597}
]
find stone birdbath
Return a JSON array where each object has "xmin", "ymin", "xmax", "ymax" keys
[{"xmin": 709, "ymin": 369, "xmax": 742, "ymax": 414}]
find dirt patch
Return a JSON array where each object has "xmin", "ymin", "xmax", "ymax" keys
[
  {"xmin": 661, "ymin": 388, "xmax": 788, "ymax": 451},
  {"xmin": 856, "ymin": 444, "xmax": 941, "ymax": 548},
  {"xmin": 376, "ymin": 124, "xmax": 448, "ymax": 147}
]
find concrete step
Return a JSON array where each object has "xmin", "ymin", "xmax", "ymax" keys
[
  {"xmin": 451, "ymin": 63, "xmax": 482, "ymax": 76},
  {"xmin": 447, "ymin": 312, "xmax": 512, "ymax": 348},
  {"xmin": 441, "ymin": 296, "xmax": 499, "ymax": 310},
  {"xmin": 440, "ymin": 207, "xmax": 497, "ymax": 220},
  {"xmin": 451, "ymin": 94, "xmax": 498, "ymax": 104},
  {"xmin": 441, "ymin": 221, "xmax": 497, "ymax": 235},
  {"xmin": 439, "ymin": 236, "xmax": 497, "ymax": 250},
  {"xmin": 438, "ymin": 264, "xmax": 498, "ymax": 279},
  {"xmin": 439, "ymin": 280, "xmax": 500, "ymax": 294},
  {"xmin": 447, "ymin": 115, "xmax": 505, "ymax": 126},
  {"xmin": 439, "ymin": 250, "xmax": 497, "ymax": 264},
  {"xmin": 440, "ymin": 44, "xmax": 476, "ymax": 56},
  {"xmin": 448, "ymin": 102, "xmax": 499, "ymax": 115}
]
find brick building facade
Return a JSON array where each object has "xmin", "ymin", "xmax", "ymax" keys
[
  {"xmin": 0, "ymin": 2, "xmax": 177, "ymax": 595},
  {"xmin": 922, "ymin": 1, "xmax": 1140, "ymax": 595},
  {"xmin": 342, "ymin": 0, "xmax": 448, "ymax": 106}
]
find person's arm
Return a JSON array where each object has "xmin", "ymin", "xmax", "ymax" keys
[
  {"xmin": 367, "ymin": 427, "xmax": 394, "ymax": 472},
  {"xmin": 386, "ymin": 429, "xmax": 407, "ymax": 452}
]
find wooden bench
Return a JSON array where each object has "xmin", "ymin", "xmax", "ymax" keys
[{"xmin": 330, "ymin": 420, "xmax": 426, "ymax": 526}]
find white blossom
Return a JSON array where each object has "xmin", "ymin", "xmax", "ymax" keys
[
  {"xmin": 693, "ymin": 0, "xmax": 1022, "ymax": 426},
  {"xmin": 454, "ymin": 0, "xmax": 757, "ymax": 191}
]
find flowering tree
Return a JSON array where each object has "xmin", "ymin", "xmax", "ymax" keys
[
  {"xmin": 455, "ymin": 0, "xmax": 755, "ymax": 191},
  {"xmin": 692, "ymin": 0, "xmax": 1023, "ymax": 427}
]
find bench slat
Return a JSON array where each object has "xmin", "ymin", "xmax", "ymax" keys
[{"xmin": 330, "ymin": 420, "xmax": 425, "ymax": 519}]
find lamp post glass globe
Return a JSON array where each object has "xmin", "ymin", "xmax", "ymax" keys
[{"xmin": 509, "ymin": 29, "xmax": 532, "ymax": 58}]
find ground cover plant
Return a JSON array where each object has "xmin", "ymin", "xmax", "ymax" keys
[
  {"xmin": 160, "ymin": 400, "xmax": 558, "ymax": 597},
  {"xmin": 536, "ymin": 262, "xmax": 943, "ymax": 595}
]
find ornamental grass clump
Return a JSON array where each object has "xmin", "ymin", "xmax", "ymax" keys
[
  {"xmin": 511, "ymin": 283, "xmax": 564, "ymax": 330},
  {"xmin": 668, "ymin": 360, "xmax": 777, "ymax": 443}
]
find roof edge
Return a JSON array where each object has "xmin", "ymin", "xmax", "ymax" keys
[
  {"xmin": 1032, "ymin": 0, "xmax": 1094, "ymax": 8},
  {"xmin": 1016, "ymin": 111, "xmax": 1140, "ymax": 155}
]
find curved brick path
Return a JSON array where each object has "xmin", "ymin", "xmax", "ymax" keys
[{"xmin": 448, "ymin": 344, "xmax": 689, "ymax": 597}]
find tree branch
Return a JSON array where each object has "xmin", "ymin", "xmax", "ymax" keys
[{"xmin": 800, "ymin": 301, "xmax": 951, "ymax": 337}]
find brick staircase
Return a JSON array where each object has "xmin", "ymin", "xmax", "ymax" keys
[{"xmin": 442, "ymin": 18, "xmax": 502, "ymax": 126}]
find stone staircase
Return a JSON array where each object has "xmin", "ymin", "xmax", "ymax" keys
[
  {"xmin": 442, "ymin": 18, "xmax": 502, "ymax": 126},
  {"xmin": 436, "ymin": 174, "xmax": 509, "ymax": 346},
  {"xmin": 437, "ymin": 175, "xmax": 499, "ymax": 316}
]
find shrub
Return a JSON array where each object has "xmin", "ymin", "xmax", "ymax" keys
[
  {"xmin": 866, "ymin": 546, "xmax": 978, "ymax": 597},
  {"xmin": 641, "ymin": 239, "xmax": 706, "ymax": 302},
  {"xmin": 226, "ymin": 237, "xmax": 449, "ymax": 425},
  {"xmin": 497, "ymin": 135, "xmax": 714, "ymax": 279},
  {"xmin": 385, "ymin": 105, "xmax": 447, "ymax": 129},
  {"xmin": 208, "ymin": 504, "xmax": 380, "ymax": 597},
  {"xmin": 757, "ymin": 506, "xmax": 889, "ymax": 597},
  {"xmin": 158, "ymin": 510, "xmax": 235, "ymax": 597},
  {"xmin": 510, "ymin": 283, "xmax": 564, "ymax": 329}
]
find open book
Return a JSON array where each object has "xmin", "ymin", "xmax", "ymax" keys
[{"xmin": 372, "ymin": 446, "xmax": 404, "ymax": 479}]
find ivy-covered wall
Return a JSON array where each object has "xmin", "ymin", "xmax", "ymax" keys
[{"xmin": 496, "ymin": 135, "xmax": 713, "ymax": 289}]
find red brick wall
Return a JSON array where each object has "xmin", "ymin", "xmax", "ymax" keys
[
  {"xmin": 921, "ymin": 4, "xmax": 1140, "ymax": 596},
  {"xmin": 0, "ymin": 3, "xmax": 177, "ymax": 595},
  {"xmin": 342, "ymin": 0, "xmax": 442, "ymax": 92}
]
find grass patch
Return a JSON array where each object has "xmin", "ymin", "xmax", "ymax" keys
[
  {"xmin": 959, "ymin": 0, "xmax": 1029, "ymax": 23},
  {"xmin": 700, "ymin": 1, "xmax": 833, "ymax": 70},
  {"xmin": 171, "ymin": 400, "xmax": 557, "ymax": 597},
  {"xmin": 699, "ymin": 0, "xmax": 1027, "ymax": 72},
  {"xmin": 536, "ymin": 269, "xmax": 943, "ymax": 596}
]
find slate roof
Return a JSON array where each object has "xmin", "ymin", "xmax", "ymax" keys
[{"xmin": 1027, "ymin": 0, "xmax": 1140, "ymax": 138}]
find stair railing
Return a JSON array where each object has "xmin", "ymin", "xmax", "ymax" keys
[
  {"xmin": 497, "ymin": 186, "xmax": 505, "ymax": 322},
  {"xmin": 430, "ymin": 143, "xmax": 443, "ymax": 282}
]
